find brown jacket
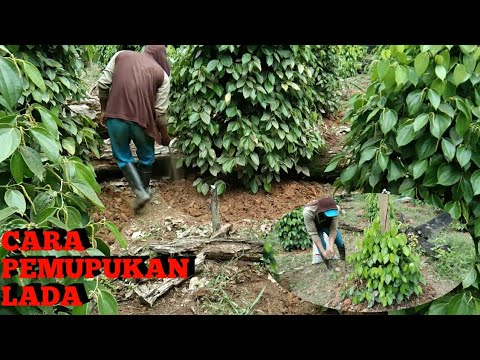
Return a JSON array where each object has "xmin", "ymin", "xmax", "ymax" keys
[
  {"xmin": 98, "ymin": 45, "xmax": 170, "ymax": 145},
  {"xmin": 303, "ymin": 197, "xmax": 338, "ymax": 236}
]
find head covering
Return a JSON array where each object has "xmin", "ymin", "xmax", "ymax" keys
[
  {"xmin": 144, "ymin": 45, "xmax": 164, "ymax": 64},
  {"xmin": 143, "ymin": 45, "xmax": 171, "ymax": 76},
  {"xmin": 307, "ymin": 196, "xmax": 338, "ymax": 217}
]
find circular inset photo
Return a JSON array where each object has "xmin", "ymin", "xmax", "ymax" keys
[{"xmin": 273, "ymin": 193, "xmax": 476, "ymax": 313}]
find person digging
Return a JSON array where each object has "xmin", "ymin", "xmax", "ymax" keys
[
  {"xmin": 303, "ymin": 196, "xmax": 346, "ymax": 271},
  {"xmin": 97, "ymin": 45, "xmax": 172, "ymax": 213}
]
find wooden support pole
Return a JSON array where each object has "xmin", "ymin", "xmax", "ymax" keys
[
  {"xmin": 378, "ymin": 193, "xmax": 390, "ymax": 234},
  {"xmin": 211, "ymin": 185, "xmax": 221, "ymax": 232}
]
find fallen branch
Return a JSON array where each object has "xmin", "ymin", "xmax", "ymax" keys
[
  {"xmin": 149, "ymin": 238, "xmax": 206, "ymax": 256},
  {"xmin": 134, "ymin": 253, "xmax": 205, "ymax": 307},
  {"xmin": 149, "ymin": 237, "xmax": 264, "ymax": 262},
  {"xmin": 210, "ymin": 223, "xmax": 233, "ymax": 239}
]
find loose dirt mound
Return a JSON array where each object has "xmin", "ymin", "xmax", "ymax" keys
[{"xmin": 158, "ymin": 176, "xmax": 332, "ymax": 223}]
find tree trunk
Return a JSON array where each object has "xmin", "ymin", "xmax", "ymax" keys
[{"xmin": 149, "ymin": 237, "xmax": 264, "ymax": 262}]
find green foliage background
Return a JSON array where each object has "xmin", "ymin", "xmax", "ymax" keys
[
  {"xmin": 169, "ymin": 45, "xmax": 345, "ymax": 194},
  {"xmin": 0, "ymin": 45, "xmax": 125, "ymax": 315}
]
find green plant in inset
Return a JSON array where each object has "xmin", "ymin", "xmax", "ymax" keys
[
  {"xmin": 0, "ymin": 45, "xmax": 103, "ymax": 162},
  {"xmin": 364, "ymin": 193, "xmax": 396, "ymax": 222},
  {"xmin": 343, "ymin": 218, "xmax": 425, "ymax": 308},
  {"xmin": 274, "ymin": 208, "xmax": 310, "ymax": 251}
]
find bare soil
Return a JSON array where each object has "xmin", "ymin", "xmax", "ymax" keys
[{"xmin": 116, "ymin": 261, "xmax": 324, "ymax": 315}]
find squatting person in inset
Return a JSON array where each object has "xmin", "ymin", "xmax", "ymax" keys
[
  {"xmin": 303, "ymin": 196, "xmax": 346, "ymax": 271},
  {"xmin": 97, "ymin": 45, "xmax": 172, "ymax": 213}
]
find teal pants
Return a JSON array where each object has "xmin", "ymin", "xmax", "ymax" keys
[
  {"xmin": 318, "ymin": 227, "xmax": 345, "ymax": 250},
  {"xmin": 106, "ymin": 118, "xmax": 155, "ymax": 169}
]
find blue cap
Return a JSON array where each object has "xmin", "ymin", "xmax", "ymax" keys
[{"xmin": 324, "ymin": 209, "xmax": 338, "ymax": 217}]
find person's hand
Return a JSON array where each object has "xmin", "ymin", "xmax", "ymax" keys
[
  {"xmin": 158, "ymin": 125, "xmax": 171, "ymax": 146},
  {"xmin": 321, "ymin": 249, "xmax": 328, "ymax": 259},
  {"xmin": 98, "ymin": 111, "xmax": 106, "ymax": 128},
  {"xmin": 161, "ymin": 134, "xmax": 172, "ymax": 146},
  {"xmin": 326, "ymin": 248, "xmax": 335, "ymax": 259}
]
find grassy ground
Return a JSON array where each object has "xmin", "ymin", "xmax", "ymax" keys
[
  {"xmin": 200, "ymin": 261, "xmax": 267, "ymax": 315},
  {"xmin": 429, "ymin": 232, "xmax": 476, "ymax": 282}
]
